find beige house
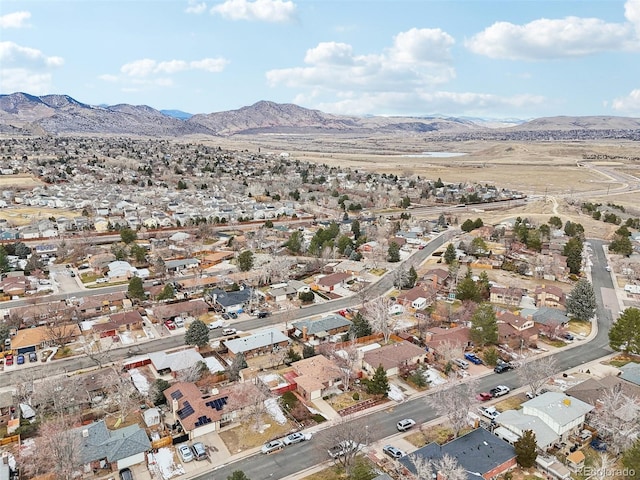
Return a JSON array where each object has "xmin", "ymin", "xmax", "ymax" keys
[
  {"xmin": 291, "ymin": 355, "xmax": 342, "ymax": 401},
  {"xmin": 362, "ymin": 341, "xmax": 428, "ymax": 377}
]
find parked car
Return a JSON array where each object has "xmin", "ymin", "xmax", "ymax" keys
[
  {"xmin": 489, "ymin": 385, "xmax": 510, "ymax": 397},
  {"xmin": 178, "ymin": 444, "xmax": 194, "ymax": 462},
  {"xmin": 328, "ymin": 440, "xmax": 357, "ymax": 458},
  {"xmin": 257, "ymin": 311, "xmax": 270, "ymax": 318},
  {"xmin": 173, "ymin": 317, "xmax": 185, "ymax": 328},
  {"xmin": 396, "ymin": 418, "xmax": 416, "ymax": 432},
  {"xmin": 563, "ymin": 332, "xmax": 575, "ymax": 341},
  {"xmin": 5, "ymin": 354, "xmax": 13, "ymax": 366},
  {"xmin": 479, "ymin": 406, "xmax": 500, "ymax": 420},
  {"xmin": 28, "ymin": 352, "xmax": 37, "ymax": 362},
  {"xmin": 464, "ymin": 352, "xmax": 483, "ymax": 365},
  {"xmin": 164, "ymin": 320, "xmax": 176, "ymax": 330},
  {"xmin": 229, "ymin": 312, "xmax": 238, "ymax": 319},
  {"xmin": 222, "ymin": 328, "xmax": 237, "ymax": 336},
  {"xmin": 16, "ymin": 354, "xmax": 25, "ymax": 365},
  {"xmin": 190, "ymin": 442, "xmax": 207, "ymax": 460},
  {"xmin": 494, "ymin": 363, "xmax": 512, "ymax": 374},
  {"xmin": 261, "ymin": 440, "xmax": 284, "ymax": 454},
  {"xmin": 382, "ymin": 445, "xmax": 405, "ymax": 459},
  {"xmin": 476, "ymin": 392, "xmax": 492, "ymax": 401},
  {"xmin": 119, "ymin": 468, "xmax": 134, "ymax": 480},
  {"xmin": 283, "ymin": 432, "xmax": 306, "ymax": 445},
  {"xmin": 221, "ymin": 313, "xmax": 230, "ymax": 320},
  {"xmin": 591, "ymin": 437, "xmax": 607, "ymax": 451},
  {"xmin": 453, "ymin": 358, "xmax": 469, "ymax": 369}
]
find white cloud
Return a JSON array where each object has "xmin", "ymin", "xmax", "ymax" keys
[
  {"xmin": 120, "ymin": 57, "xmax": 228, "ymax": 77},
  {"xmin": 210, "ymin": 0, "xmax": 296, "ymax": 23},
  {"xmin": 0, "ymin": 11, "xmax": 31, "ymax": 29},
  {"xmin": 266, "ymin": 28, "xmax": 458, "ymax": 114},
  {"xmin": 185, "ymin": 0, "xmax": 207, "ymax": 14},
  {"xmin": 611, "ymin": 89, "xmax": 640, "ymax": 113},
  {"xmin": 0, "ymin": 41, "xmax": 63, "ymax": 93},
  {"xmin": 466, "ymin": 1, "xmax": 639, "ymax": 61},
  {"xmin": 0, "ymin": 68, "xmax": 52, "ymax": 94}
]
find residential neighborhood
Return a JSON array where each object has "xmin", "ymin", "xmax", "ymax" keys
[{"xmin": 0, "ymin": 135, "xmax": 639, "ymax": 480}]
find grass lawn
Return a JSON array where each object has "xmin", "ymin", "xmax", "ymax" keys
[
  {"xmin": 325, "ymin": 390, "xmax": 375, "ymax": 411},
  {"xmin": 218, "ymin": 413, "xmax": 296, "ymax": 453},
  {"xmin": 495, "ymin": 395, "xmax": 525, "ymax": 411},
  {"xmin": 301, "ymin": 456, "xmax": 376, "ymax": 480},
  {"xmin": 607, "ymin": 353, "xmax": 640, "ymax": 368},
  {"xmin": 567, "ymin": 319, "xmax": 591, "ymax": 336}
]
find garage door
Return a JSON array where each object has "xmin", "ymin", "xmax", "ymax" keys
[
  {"xmin": 117, "ymin": 451, "xmax": 145, "ymax": 470},
  {"xmin": 17, "ymin": 345, "xmax": 36, "ymax": 355}
]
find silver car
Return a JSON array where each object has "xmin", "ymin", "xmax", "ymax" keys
[
  {"xmin": 178, "ymin": 444, "xmax": 194, "ymax": 462},
  {"xmin": 261, "ymin": 440, "xmax": 284, "ymax": 454},
  {"xmin": 283, "ymin": 432, "xmax": 306, "ymax": 445}
]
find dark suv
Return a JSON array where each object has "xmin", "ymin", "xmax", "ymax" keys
[{"xmin": 119, "ymin": 469, "xmax": 133, "ymax": 480}]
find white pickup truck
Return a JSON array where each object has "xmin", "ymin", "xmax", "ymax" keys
[{"xmin": 479, "ymin": 406, "xmax": 500, "ymax": 421}]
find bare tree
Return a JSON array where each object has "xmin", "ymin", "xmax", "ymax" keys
[
  {"xmin": 586, "ymin": 452, "xmax": 617, "ymax": 480},
  {"xmin": 20, "ymin": 415, "xmax": 82, "ymax": 480},
  {"xmin": 426, "ymin": 379, "xmax": 478, "ymax": 438},
  {"xmin": 589, "ymin": 386, "xmax": 640, "ymax": 454},
  {"xmin": 101, "ymin": 366, "xmax": 140, "ymax": 423},
  {"xmin": 227, "ymin": 381, "xmax": 271, "ymax": 432},
  {"xmin": 365, "ymin": 296, "xmax": 398, "ymax": 343},
  {"xmin": 408, "ymin": 452, "xmax": 467, "ymax": 480},
  {"xmin": 318, "ymin": 416, "xmax": 369, "ymax": 477},
  {"xmin": 81, "ymin": 335, "xmax": 115, "ymax": 368},
  {"xmin": 176, "ymin": 360, "xmax": 207, "ymax": 383},
  {"xmin": 516, "ymin": 355, "xmax": 557, "ymax": 397},
  {"xmin": 320, "ymin": 342, "xmax": 359, "ymax": 391},
  {"xmin": 437, "ymin": 339, "xmax": 465, "ymax": 365},
  {"xmin": 32, "ymin": 375, "xmax": 83, "ymax": 419}
]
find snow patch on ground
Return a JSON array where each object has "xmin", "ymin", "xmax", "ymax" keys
[
  {"xmin": 264, "ymin": 397, "xmax": 287, "ymax": 424},
  {"xmin": 259, "ymin": 373, "xmax": 289, "ymax": 390},
  {"xmin": 423, "ymin": 368, "xmax": 447, "ymax": 386},
  {"xmin": 119, "ymin": 331, "xmax": 134, "ymax": 345},
  {"xmin": 388, "ymin": 383, "xmax": 405, "ymax": 402},
  {"xmin": 129, "ymin": 368, "xmax": 150, "ymax": 395},
  {"xmin": 149, "ymin": 447, "xmax": 185, "ymax": 479}
]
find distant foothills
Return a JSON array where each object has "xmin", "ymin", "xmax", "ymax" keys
[{"xmin": 1, "ymin": 91, "xmax": 640, "ymax": 140}]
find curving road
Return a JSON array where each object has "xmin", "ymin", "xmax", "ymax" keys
[{"xmin": 194, "ymin": 238, "xmax": 616, "ymax": 480}]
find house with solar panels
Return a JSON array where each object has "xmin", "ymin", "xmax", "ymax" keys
[{"xmin": 163, "ymin": 381, "xmax": 263, "ymax": 438}]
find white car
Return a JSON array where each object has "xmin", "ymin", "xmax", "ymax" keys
[
  {"xmin": 178, "ymin": 444, "xmax": 194, "ymax": 463},
  {"xmin": 261, "ymin": 440, "xmax": 284, "ymax": 454},
  {"xmin": 479, "ymin": 406, "xmax": 500, "ymax": 420},
  {"xmin": 490, "ymin": 385, "xmax": 511, "ymax": 398},
  {"xmin": 222, "ymin": 328, "xmax": 237, "ymax": 336},
  {"xmin": 283, "ymin": 432, "xmax": 306, "ymax": 445},
  {"xmin": 396, "ymin": 418, "xmax": 416, "ymax": 432}
]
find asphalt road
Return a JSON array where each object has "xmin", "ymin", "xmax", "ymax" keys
[{"xmin": 194, "ymin": 238, "xmax": 616, "ymax": 480}]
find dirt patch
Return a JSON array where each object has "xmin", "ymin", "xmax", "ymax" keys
[
  {"xmin": 567, "ymin": 320, "xmax": 591, "ymax": 336},
  {"xmin": 494, "ymin": 396, "xmax": 524, "ymax": 411},
  {"xmin": 325, "ymin": 390, "xmax": 376, "ymax": 411},
  {"xmin": 218, "ymin": 413, "xmax": 296, "ymax": 453}
]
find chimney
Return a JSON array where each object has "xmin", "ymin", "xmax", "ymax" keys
[
  {"xmin": 172, "ymin": 398, "xmax": 179, "ymax": 422},
  {"xmin": 211, "ymin": 388, "xmax": 219, "ymax": 395},
  {"xmin": 82, "ymin": 429, "xmax": 89, "ymax": 438},
  {"xmin": 302, "ymin": 326, "xmax": 308, "ymax": 341}
]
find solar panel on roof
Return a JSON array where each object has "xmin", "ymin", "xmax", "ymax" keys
[
  {"xmin": 178, "ymin": 400, "xmax": 194, "ymax": 419},
  {"xmin": 206, "ymin": 396, "xmax": 229, "ymax": 411},
  {"xmin": 170, "ymin": 390, "xmax": 183, "ymax": 400}
]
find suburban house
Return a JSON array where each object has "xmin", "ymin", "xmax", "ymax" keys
[
  {"xmin": 494, "ymin": 392, "xmax": 594, "ymax": 449},
  {"xmin": 361, "ymin": 341, "xmax": 428, "ymax": 377},
  {"xmin": 619, "ymin": 362, "xmax": 640, "ymax": 387},
  {"xmin": 524, "ymin": 307, "xmax": 570, "ymax": 328},
  {"xmin": 209, "ymin": 287, "xmax": 254, "ymax": 314},
  {"xmin": 177, "ymin": 276, "xmax": 220, "ymax": 296},
  {"xmin": 148, "ymin": 348, "xmax": 205, "ymax": 378},
  {"xmin": 314, "ymin": 272, "xmax": 353, "ymax": 293},
  {"xmin": 9, "ymin": 323, "xmax": 80, "ymax": 355},
  {"xmin": 422, "ymin": 268, "xmax": 449, "ymax": 290},
  {"xmin": 165, "ymin": 258, "xmax": 200, "ymax": 274},
  {"xmin": 423, "ymin": 326, "xmax": 472, "ymax": 357},
  {"xmin": 496, "ymin": 311, "xmax": 538, "ymax": 348},
  {"xmin": 7, "ymin": 300, "xmax": 76, "ymax": 328},
  {"xmin": 90, "ymin": 310, "xmax": 144, "ymax": 338},
  {"xmin": 74, "ymin": 420, "xmax": 151, "ymax": 472},
  {"xmin": 291, "ymin": 314, "xmax": 352, "ymax": 343},
  {"xmin": 164, "ymin": 382, "xmax": 236, "ymax": 438},
  {"xmin": 75, "ymin": 292, "xmax": 127, "ymax": 318},
  {"xmin": 490, "ymin": 286, "xmax": 526, "ymax": 306},
  {"xmin": 396, "ymin": 284, "xmax": 437, "ymax": 310},
  {"xmin": 150, "ymin": 299, "xmax": 208, "ymax": 322},
  {"xmin": 534, "ymin": 285, "xmax": 566, "ymax": 308},
  {"xmin": 565, "ymin": 375, "xmax": 640, "ymax": 407},
  {"xmin": 223, "ymin": 328, "xmax": 289, "ymax": 358},
  {"xmin": 291, "ymin": 355, "xmax": 343, "ymax": 401},
  {"xmin": 400, "ymin": 427, "xmax": 516, "ymax": 480}
]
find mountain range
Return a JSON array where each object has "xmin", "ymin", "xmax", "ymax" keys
[{"xmin": 1, "ymin": 92, "xmax": 639, "ymax": 138}]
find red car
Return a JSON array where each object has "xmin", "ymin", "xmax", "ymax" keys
[
  {"xmin": 476, "ymin": 392, "xmax": 492, "ymax": 402},
  {"xmin": 4, "ymin": 354, "xmax": 13, "ymax": 366},
  {"xmin": 164, "ymin": 320, "xmax": 176, "ymax": 330}
]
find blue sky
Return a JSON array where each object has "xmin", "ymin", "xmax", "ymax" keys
[{"xmin": 1, "ymin": 0, "xmax": 639, "ymax": 118}]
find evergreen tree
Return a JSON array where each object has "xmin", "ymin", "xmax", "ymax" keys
[
  {"xmin": 151, "ymin": 378, "xmax": 171, "ymax": 406},
  {"xmin": 456, "ymin": 268, "xmax": 481, "ymax": 302},
  {"xmin": 470, "ymin": 303, "xmax": 498, "ymax": 347},
  {"xmin": 285, "ymin": 231, "xmax": 303, "ymax": 253},
  {"xmin": 609, "ymin": 307, "xmax": 640, "ymax": 354},
  {"xmin": 284, "ymin": 347, "xmax": 302, "ymax": 365},
  {"xmin": 185, "ymin": 319, "xmax": 210, "ymax": 347},
  {"xmin": 157, "ymin": 283, "xmax": 175, "ymax": 301},
  {"xmin": 366, "ymin": 365, "xmax": 390, "ymax": 396},
  {"xmin": 514, "ymin": 430, "xmax": 538, "ymax": 468},
  {"xmin": 127, "ymin": 276, "xmax": 146, "ymax": 301},
  {"xmin": 0, "ymin": 246, "xmax": 10, "ymax": 273},
  {"xmin": 350, "ymin": 312, "xmax": 373, "ymax": 338},
  {"xmin": 405, "ymin": 266, "xmax": 418, "ymax": 289},
  {"xmin": 387, "ymin": 242, "xmax": 401, "ymax": 262},
  {"xmin": 609, "ymin": 235, "xmax": 633, "ymax": 256},
  {"xmin": 478, "ymin": 271, "xmax": 491, "ymax": 300},
  {"xmin": 351, "ymin": 219, "xmax": 361, "ymax": 239},
  {"xmin": 120, "ymin": 227, "xmax": 137, "ymax": 244},
  {"xmin": 461, "ymin": 219, "xmax": 475, "ymax": 232},
  {"xmin": 302, "ymin": 344, "xmax": 316, "ymax": 358},
  {"xmin": 548, "ymin": 216, "xmax": 563, "ymax": 229},
  {"xmin": 566, "ymin": 279, "xmax": 596, "ymax": 321},
  {"xmin": 563, "ymin": 237, "xmax": 583, "ymax": 274},
  {"xmin": 444, "ymin": 243, "xmax": 456, "ymax": 264},
  {"xmin": 237, "ymin": 250, "xmax": 254, "ymax": 272},
  {"xmin": 227, "ymin": 471, "xmax": 251, "ymax": 480}
]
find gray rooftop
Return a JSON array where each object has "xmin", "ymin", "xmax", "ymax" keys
[
  {"xmin": 620, "ymin": 362, "xmax": 640, "ymax": 386},
  {"xmin": 292, "ymin": 314, "xmax": 352, "ymax": 336},
  {"xmin": 522, "ymin": 391, "xmax": 593, "ymax": 427},
  {"xmin": 496, "ymin": 410, "xmax": 559, "ymax": 449},
  {"xmin": 531, "ymin": 307, "xmax": 569, "ymax": 325},
  {"xmin": 224, "ymin": 328, "xmax": 289, "ymax": 354},
  {"xmin": 75, "ymin": 420, "xmax": 151, "ymax": 464},
  {"xmin": 210, "ymin": 287, "xmax": 253, "ymax": 308},
  {"xmin": 400, "ymin": 427, "xmax": 515, "ymax": 480},
  {"xmin": 148, "ymin": 348, "xmax": 204, "ymax": 372}
]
